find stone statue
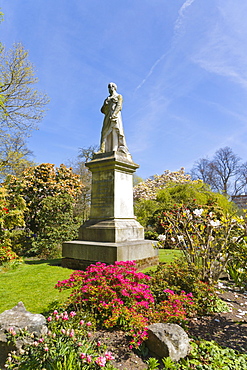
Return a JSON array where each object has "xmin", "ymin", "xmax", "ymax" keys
[{"xmin": 99, "ymin": 83, "xmax": 129, "ymax": 154}]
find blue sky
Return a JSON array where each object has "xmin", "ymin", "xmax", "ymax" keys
[{"xmin": 1, "ymin": 0, "xmax": 247, "ymax": 179}]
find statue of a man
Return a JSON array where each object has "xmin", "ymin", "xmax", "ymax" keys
[{"xmin": 99, "ymin": 83, "xmax": 129, "ymax": 154}]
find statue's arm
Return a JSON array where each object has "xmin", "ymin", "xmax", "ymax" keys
[
  {"xmin": 101, "ymin": 98, "xmax": 108, "ymax": 114},
  {"xmin": 112, "ymin": 94, "xmax": 123, "ymax": 118}
]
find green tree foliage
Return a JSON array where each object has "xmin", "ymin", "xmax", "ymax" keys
[
  {"xmin": 0, "ymin": 136, "xmax": 36, "ymax": 179},
  {"xmin": 133, "ymin": 174, "xmax": 144, "ymax": 187},
  {"xmin": 29, "ymin": 193, "xmax": 82, "ymax": 258},
  {"xmin": 5, "ymin": 163, "xmax": 84, "ymax": 257},
  {"xmin": 156, "ymin": 181, "xmax": 236, "ymax": 212},
  {"xmin": 0, "ymin": 43, "xmax": 49, "ymax": 178},
  {"xmin": 134, "ymin": 180, "xmax": 238, "ymax": 233}
]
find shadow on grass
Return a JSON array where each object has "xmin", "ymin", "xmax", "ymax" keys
[
  {"xmin": 24, "ymin": 258, "xmax": 62, "ymax": 266},
  {"xmin": 24, "ymin": 249, "xmax": 181, "ymax": 269}
]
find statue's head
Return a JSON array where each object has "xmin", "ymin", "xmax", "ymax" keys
[{"xmin": 108, "ymin": 82, "xmax": 117, "ymax": 92}]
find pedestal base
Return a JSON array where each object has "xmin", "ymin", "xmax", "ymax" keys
[
  {"xmin": 79, "ymin": 218, "xmax": 144, "ymax": 242},
  {"xmin": 62, "ymin": 239, "xmax": 159, "ymax": 270}
]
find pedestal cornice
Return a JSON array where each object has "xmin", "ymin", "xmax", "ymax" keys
[{"xmin": 86, "ymin": 151, "xmax": 139, "ymax": 174}]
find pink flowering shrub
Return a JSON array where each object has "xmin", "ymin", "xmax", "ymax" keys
[
  {"xmin": 54, "ymin": 261, "xmax": 202, "ymax": 348},
  {"xmin": 55, "ymin": 261, "xmax": 154, "ymax": 347},
  {"xmin": 152, "ymin": 289, "xmax": 195, "ymax": 324},
  {"xmin": 103, "ymin": 305, "xmax": 149, "ymax": 348}
]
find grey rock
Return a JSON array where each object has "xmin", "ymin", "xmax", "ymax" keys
[
  {"xmin": 0, "ymin": 301, "xmax": 47, "ymax": 334},
  {"xmin": 0, "ymin": 302, "xmax": 47, "ymax": 369},
  {"xmin": 146, "ymin": 323, "xmax": 190, "ymax": 361}
]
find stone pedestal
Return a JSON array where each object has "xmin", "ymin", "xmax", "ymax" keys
[{"xmin": 62, "ymin": 151, "xmax": 158, "ymax": 270}]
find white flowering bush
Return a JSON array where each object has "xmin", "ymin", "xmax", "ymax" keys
[
  {"xmin": 133, "ymin": 168, "xmax": 192, "ymax": 201},
  {"xmin": 158, "ymin": 202, "xmax": 247, "ymax": 283}
]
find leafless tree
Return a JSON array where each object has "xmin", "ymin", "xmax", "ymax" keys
[
  {"xmin": 191, "ymin": 147, "xmax": 244, "ymax": 195},
  {"xmin": 234, "ymin": 161, "xmax": 247, "ymax": 195}
]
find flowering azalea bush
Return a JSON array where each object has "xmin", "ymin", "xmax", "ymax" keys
[
  {"xmin": 0, "ymin": 244, "xmax": 19, "ymax": 264},
  {"xmin": 55, "ymin": 261, "xmax": 154, "ymax": 348},
  {"xmin": 55, "ymin": 261, "xmax": 211, "ymax": 348},
  {"xmin": 5, "ymin": 309, "xmax": 116, "ymax": 369},
  {"xmin": 157, "ymin": 202, "xmax": 246, "ymax": 283},
  {"xmin": 0, "ymin": 185, "xmax": 25, "ymax": 264},
  {"xmin": 151, "ymin": 289, "xmax": 195, "ymax": 325}
]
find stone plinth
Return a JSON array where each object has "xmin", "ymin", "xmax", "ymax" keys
[
  {"xmin": 62, "ymin": 151, "xmax": 158, "ymax": 269},
  {"xmin": 79, "ymin": 151, "xmax": 143, "ymax": 242},
  {"xmin": 62, "ymin": 240, "xmax": 158, "ymax": 270},
  {"xmin": 79, "ymin": 218, "xmax": 144, "ymax": 243}
]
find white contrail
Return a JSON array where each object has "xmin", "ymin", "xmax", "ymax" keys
[
  {"xmin": 174, "ymin": 0, "xmax": 196, "ymax": 32},
  {"xmin": 135, "ymin": 53, "xmax": 167, "ymax": 92},
  {"xmin": 135, "ymin": 0, "xmax": 196, "ymax": 92}
]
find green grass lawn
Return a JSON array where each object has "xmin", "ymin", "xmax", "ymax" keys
[
  {"xmin": 0, "ymin": 249, "xmax": 181, "ymax": 315},
  {"xmin": 0, "ymin": 259, "xmax": 71, "ymax": 314},
  {"xmin": 159, "ymin": 248, "xmax": 182, "ymax": 263}
]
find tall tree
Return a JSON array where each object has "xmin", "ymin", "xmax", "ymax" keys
[
  {"xmin": 234, "ymin": 161, "xmax": 247, "ymax": 195},
  {"xmin": 0, "ymin": 135, "xmax": 36, "ymax": 179},
  {"xmin": 5, "ymin": 163, "xmax": 84, "ymax": 257},
  {"xmin": 0, "ymin": 43, "xmax": 49, "ymax": 178},
  {"xmin": 191, "ymin": 147, "xmax": 244, "ymax": 195}
]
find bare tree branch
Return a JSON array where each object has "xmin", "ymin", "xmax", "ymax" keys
[{"xmin": 191, "ymin": 147, "xmax": 243, "ymax": 195}]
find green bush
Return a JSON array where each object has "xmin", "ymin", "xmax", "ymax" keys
[
  {"xmin": 146, "ymin": 260, "xmax": 227, "ymax": 315},
  {"xmin": 224, "ymin": 235, "xmax": 247, "ymax": 290},
  {"xmin": 144, "ymin": 230, "xmax": 159, "ymax": 240},
  {"xmin": 28, "ymin": 193, "xmax": 81, "ymax": 258},
  {"xmin": 156, "ymin": 181, "xmax": 236, "ymax": 213},
  {"xmin": 5, "ymin": 163, "xmax": 84, "ymax": 258},
  {"xmin": 134, "ymin": 181, "xmax": 238, "ymax": 231},
  {"xmin": 162, "ymin": 339, "xmax": 247, "ymax": 369},
  {"xmin": 134, "ymin": 199, "xmax": 159, "ymax": 230}
]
